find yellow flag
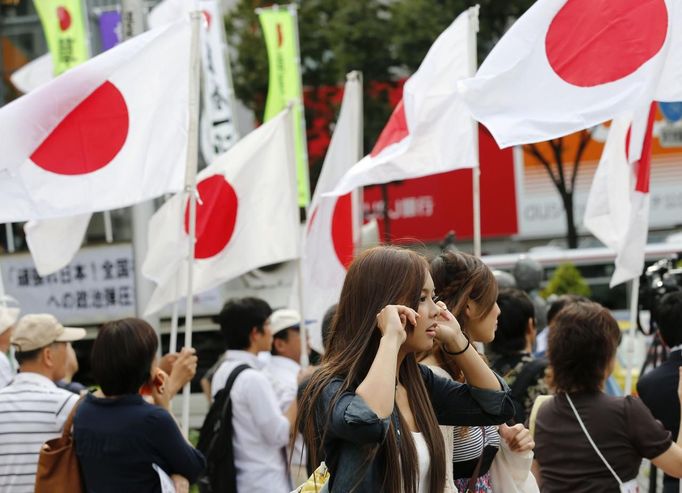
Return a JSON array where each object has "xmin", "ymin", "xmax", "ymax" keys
[
  {"xmin": 34, "ymin": 0, "xmax": 90, "ymax": 76},
  {"xmin": 259, "ymin": 6, "xmax": 310, "ymax": 207}
]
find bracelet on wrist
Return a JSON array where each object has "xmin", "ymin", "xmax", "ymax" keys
[{"xmin": 442, "ymin": 336, "xmax": 470, "ymax": 356}]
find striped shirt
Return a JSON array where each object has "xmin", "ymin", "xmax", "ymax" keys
[{"xmin": 0, "ymin": 372, "xmax": 78, "ymax": 492}]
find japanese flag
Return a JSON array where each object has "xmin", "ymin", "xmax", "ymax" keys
[
  {"xmin": 458, "ymin": 0, "xmax": 682, "ymax": 148},
  {"xmin": 583, "ymin": 103, "xmax": 656, "ymax": 287},
  {"xmin": 0, "ymin": 18, "xmax": 192, "ymax": 222},
  {"xmin": 142, "ymin": 109, "xmax": 299, "ymax": 316},
  {"xmin": 297, "ymin": 75, "xmax": 362, "ymax": 353},
  {"xmin": 326, "ymin": 7, "xmax": 477, "ymax": 196}
]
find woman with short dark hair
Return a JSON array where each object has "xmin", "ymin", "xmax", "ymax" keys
[
  {"xmin": 74, "ymin": 318, "xmax": 205, "ymax": 492},
  {"xmin": 533, "ymin": 301, "xmax": 682, "ymax": 492}
]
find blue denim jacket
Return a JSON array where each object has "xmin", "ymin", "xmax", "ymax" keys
[{"xmin": 316, "ymin": 364, "xmax": 514, "ymax": 492}]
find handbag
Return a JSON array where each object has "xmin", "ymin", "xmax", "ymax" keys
[
  {"xmin": 35, "ymin": 396, "xmax": 85, "ymax": 493},
  {"xmin": 290, "ymin": 462, "xmax": 330, "ymax": 493},
  {"xmin": 565, "ymin": 394, "xmax": 639, "ymax": 493},
  {"xmin": 464, "ymin": 427, "xmax": 487, "ymax": 493},
  {"xmin": 489, "ymin": 436, "xmax": 540, "ymax": 493}
]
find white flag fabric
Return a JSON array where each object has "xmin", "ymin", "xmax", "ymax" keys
[
  {"xmin": 24, "ymin": 213, "xmax": 92, "ymax": 276},
  {"xmin": 583, "ymin": 104, "xmax": 656, "ymax": 287},
  {"xmin": 457, "ymin": 0, "xmax": 682, "ymax": 148},
  {"xmin": 0, "ymin": 18, "xmax": 191, "ymax": 222},
  {"xmin": 297, "ymin": 76, "xmax": 362, "ymax": 353},
  {"xmin": 326, "ymin": 8, "xmax": 476, "ymax": 197},
  {"xmin": 143, "ymin": 109, "xmax": 299, "ymax": 316},
  {"xmin": 10, "ymin": 53, "xmax": 53, "ymax": 94}
]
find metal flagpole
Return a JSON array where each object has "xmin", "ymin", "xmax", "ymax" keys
[
  {"xmin": 350, "ymin": 71, "xmax": 364, "ymax": 253},
  {"xmin": 4, "ymin": 224, "xmax": 14, "ymax": 253},
  {"xmin": 103, "ymin": 212, "xmax": 113, "ymax": 243},
  {"xmin": 468, "ymin": 5, "xmax": 482, "ymax": 257},
  {"xmin": 624, "ymin": 277, "xmax": 640, "ymax": 395},
  {"xmin": 181, "ymin": 10, "xmax": 202, "ymax": 437}
]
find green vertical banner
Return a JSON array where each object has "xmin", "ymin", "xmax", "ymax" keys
[
  {"xmin": 34, "ymin": 0, "xmax": 90, "ymax": 76},
  {"xmin": 259, "ymin": 6, "xmax": 310, "ymax": 207}
]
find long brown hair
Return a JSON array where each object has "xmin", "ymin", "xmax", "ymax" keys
[
  {"xmin": 297, "ymin": 246, "xmax": 445, "ymax": 493},
  {"xmin": 429, "ymin": 250, "xmax": 498, "ymax": 381}
]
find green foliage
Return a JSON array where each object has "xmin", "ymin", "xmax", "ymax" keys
[
  {"xmin": 224, "ymin": 0, "xmax": 536, "ymax": 189},
  {"xmin": 541, "ymin": 263, "xmax": 592, "ymax": 299}
]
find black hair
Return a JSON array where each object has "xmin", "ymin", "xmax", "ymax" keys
[
  {"xmin": 215, "ymin": 297, "xmax": 272, "ymax": 350},
  {"xmin": 547, "ymin": 294, "xmax": 590, "ymax": 325},
  {"xmin": 490, "ymin": 288, "xmax": 535, "ymax": 356},
  {"xmin": 653, "ymin": 291, "xmax": 682, "ymax": 348},
  {"xmin": 271, "ymin": 326, "xmax": 299, "ymax": 356},
  {"xmin": 15, "ymin": 347, "xmax": 44, "ymax": 366},
  {"xmin": 91, "ymin": 318, "xmax": 158, "ymax": 395}
]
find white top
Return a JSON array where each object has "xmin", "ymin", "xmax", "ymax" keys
[
  {"xmin": 212, "ymin": 350, "xmax": 292, "ymax": 493},
  {"xmin": 0, "ymin": 351, "xmax": 15, "ymax": 388},
  {"xmin": 0, "ymin": 372, "xmax": 78, "ymax": 493},
  {"xmin": 412, "ymin": 432, "xmax": 431, "ymax": 493},
  {"xmin": 264, "ymin": 355, "xmax": 305, "ymax": 467}
]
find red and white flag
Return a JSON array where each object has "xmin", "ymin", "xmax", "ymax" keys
[
  {"xmin": 326, "ymin": 7, "xmax": 477, "ymax": 196},
  {"xmin": 583, "ymin": 103, "xmax": 656, "ymax": 287},
  {"xmin": 142, "ymin": 109, "xmax": 299, "ymax": 316},
  {"xmin": 0, "ymin": 18, "xmax": 192, "ymax": 222},
  {"xmin": 297, "ymin": 75, "xmax": 362, "ymax": 352},
  {"xmin": 458, "ymin": 0, "xmax": 682, "ymax": 148}
]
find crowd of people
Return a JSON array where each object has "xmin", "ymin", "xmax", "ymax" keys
[{"xmin": 1, "ymin": 245, "xmax": 682, "ymax": 492}]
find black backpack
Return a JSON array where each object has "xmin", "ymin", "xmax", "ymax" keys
[{"xmin": 197, "ymin": 363, "xmax": 251, "ymax": 493}]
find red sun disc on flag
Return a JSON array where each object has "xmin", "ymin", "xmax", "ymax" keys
[
  {"xmin": 30, "ymin": 81, "xmax": 129, "ymax": 175},
  {"xmin": 545, "ymin": 0, "xmax": 668, "ymax": 87},
  {"xmin": 184, "ymin": 175, "xmax": 238, "ymax": 259},
  {"xmin": 371, "ymin": 100, "xmax": 409, "ymax": 156},
  {"xmin": 331, "ymin": 193, "xmax": 354, "ymax": 269}
]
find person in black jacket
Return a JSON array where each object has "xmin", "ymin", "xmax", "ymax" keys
[{"xmin": 638, "ymin": 291, "xmax": 682, "ymax": 493}]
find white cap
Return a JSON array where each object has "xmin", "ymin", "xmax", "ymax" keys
[
  {"xmin": 0, "ymin": 295, "xmax": 20, "ymax": 335},
  {"xmin": 270, "ymin": 309, "xmax": 301, "ymax": 336}
]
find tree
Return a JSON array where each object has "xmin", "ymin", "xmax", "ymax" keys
[
  {"xmin": 224, "ymin": 0, "xmax": 537, "ymax": 192},
  {"xmin": 524, "ymin": 130, "xmax": 596, "ymax": 249},
  {"xmin": 541, "ymin": 262, "xmax": 592, "ymax": 299}
]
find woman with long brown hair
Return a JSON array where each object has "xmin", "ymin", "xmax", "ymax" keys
[
  {"xmin": 296, "ymin": 246, "xmax": 514, "ymax": 492},
  {"xmin": 420, "ymin": 250, "xmax": 535, "ymax": 492}
]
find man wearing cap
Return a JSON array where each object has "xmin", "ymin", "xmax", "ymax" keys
[
  {"xmin": 264, "ymin": 308, "xmax": 310, "ymax": 485},
  {"xmin": 0, "ymin": 296, "xmax": 20, "ymax": 388},
  {"xmin": 0, "ymin": 313, "xmax": 86, "ymax": 492}
]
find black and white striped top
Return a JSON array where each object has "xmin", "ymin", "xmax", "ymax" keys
[{"xmin": 0, "ymin": 372, "xmax": 78, "ymax": 493}]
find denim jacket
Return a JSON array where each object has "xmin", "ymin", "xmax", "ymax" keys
[{"xmin": 316, "ymin": 364, "xmax": 514, "ymax": 492}]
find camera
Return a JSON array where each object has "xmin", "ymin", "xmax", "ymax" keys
[{"xmin": 639, "ymin": 254, "xmax": 682, "ymax": 313}]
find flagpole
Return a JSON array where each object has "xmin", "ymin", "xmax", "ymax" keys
[
  {"xmin": 624, "ymin": 277, "xmax": 640, "ymax": 395},
  {"xmin": 181, "ymin": 10, "xmax": 202, "ymax": 438},
  {"xmin": 350, "ymin": 71, "xmax": 364, "ymax": 252},
  {"xmin": 103, "ymin": 212, "xmax": 113, "ymax": 243},
  {"xmin": 468, "ymin": 5, "xmax": 481, "ymax": 257},
  {"xmin": 4, "ymin": 224, "xmax": 14, "ymax": 253}
]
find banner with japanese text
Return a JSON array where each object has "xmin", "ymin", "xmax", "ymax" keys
[
  {"xmin": 259, "ymin": 6, "xmax": 310, "ymax": 206},
  {"xmin": 200, "ymin": 0, "xmax": 240, "ymax": 163},
  {"xmin": 33, "ymin": 0, "xmax": 90, "ymax": 75}
]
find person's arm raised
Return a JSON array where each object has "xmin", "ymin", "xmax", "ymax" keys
[
  {"xmin": 355, "ymin": 305, "xmax": 416, "ymax": 419},
  {"xmin": 435, "ymin": 301, "xmax": 501, "ymax": 390}
]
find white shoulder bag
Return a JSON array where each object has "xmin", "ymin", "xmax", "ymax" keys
[{"xmin": 565, "ymin": 394, "xmax": 639, "ymax": 493}]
